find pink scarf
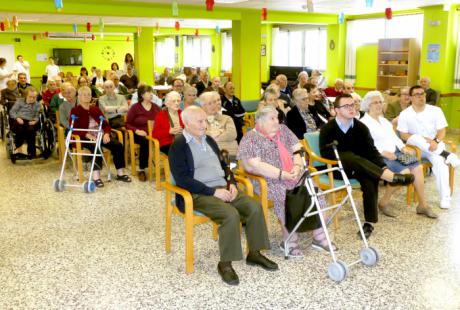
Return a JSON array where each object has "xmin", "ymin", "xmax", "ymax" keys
[{"xmin": 256, "ymin": 124, "xmax": 295, "ymax": 185}]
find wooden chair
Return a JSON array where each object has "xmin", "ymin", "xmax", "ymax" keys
[
  {"xmin": 55, "ymin": 111, "xmax": 65, "ymax": 163},
  {"xmin": 162, "ymin": 156, "xmax": 253, "ymax": 274},
  {"xmin": 146, "ymin": 120, "xmax": 162, "ymax": 189},
  {"xmin": 125, "ymin": 119, "xmax": 156, "ymax": 180}
]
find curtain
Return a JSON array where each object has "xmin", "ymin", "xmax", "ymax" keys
[
  {"xmin": 183, "ymin": 36, "xmax": 212, "ymax": 68},
  {"xmin": 344, "ymin": 21, "xmax": 356, "ymax": 83},
  {"xmin": 155, "ymin": 37, "xmax": 175, "ymax": 68},
  {"xmin": 304, "ymin": 28, "xmax": 327, "ymax": 70},
  {"xmin": 221, "ymin": 32, "xmax": 232, "ymax": 72}
]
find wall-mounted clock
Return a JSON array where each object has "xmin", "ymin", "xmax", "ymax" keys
[{"xmin": 101, "ymin": 46, "xmax": 115, "ymax": 61}]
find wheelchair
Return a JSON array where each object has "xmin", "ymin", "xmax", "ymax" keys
[{"xmin": 4, "ymin": 105, "xmax": 56, "ymax": 164}]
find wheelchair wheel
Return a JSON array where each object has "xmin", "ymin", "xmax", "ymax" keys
[
  {"xmin": 0, "ymin": 110, "xmax": 4, "ymax": 142},
  {"xmin": 40, "ymin": 119, "xmax": 56, "ymax": 159}
]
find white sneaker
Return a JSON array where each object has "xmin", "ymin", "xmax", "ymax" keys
[
  {"xmin": 440, "ymin": 198, "xmax": 451, "ymax": 209},
  {"xmin": 445, "ymin": 153, "xmax": 460, "ymax": 168}
]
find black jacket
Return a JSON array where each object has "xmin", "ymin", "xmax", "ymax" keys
[
  {"xmin": 221, "ymin": 95, "xmax": 245, "ymax": 142},
  {"xmin": 168, "ymin": 134, "xmax": 236, "ymax": 212},
  {"xmin": 286, "ymin": 105, "xmax": 316, "ymax": 139}
]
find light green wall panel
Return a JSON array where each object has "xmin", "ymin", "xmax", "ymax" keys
[{"xmin": 355, "ymin": 44, "xmax": 377, "ymax": 89}]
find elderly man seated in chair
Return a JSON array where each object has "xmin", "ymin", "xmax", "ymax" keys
[{"xmin": 168, "ymin": 106, "xmax": 278, "ymax": 286}]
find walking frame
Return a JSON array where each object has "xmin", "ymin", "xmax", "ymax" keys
[{"xmin": 284, "ymin": 141, "xmax": 380, "ymax": 282}]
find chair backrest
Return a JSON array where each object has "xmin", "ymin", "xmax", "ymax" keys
[
  {"xmin": 303, "ymin": 132, "xmax": 323, "ymax": 167},
  {"xmin": 241, "ymin": 100, "xmax": 259, "ymax": 113},
  {"xmin": 162, "ymin": 156, "xmax": 176, "ymax": 186},
  {"xmin": 147, "ymin": 120, "xmax": 154, "ymax": 136}
]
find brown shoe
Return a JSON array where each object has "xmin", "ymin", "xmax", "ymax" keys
[
  {"xmin": 416, "ymin": 206, "xmax": 438, "ymax": 219},
  {"xmin": 138, "ymin": 171, "xmax": 147, "ymax": 182}
]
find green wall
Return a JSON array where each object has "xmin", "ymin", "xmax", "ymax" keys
[{"xmin": 355, "ymin": 44, "xmax": 378, "ymax": 89}]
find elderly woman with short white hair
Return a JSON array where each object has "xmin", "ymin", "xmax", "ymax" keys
[
  {"xmin": 360, "ymin": 91, "xmax": 437, "ymax": 219},
  {"xmin": 238, "ymin": 105, "xmax": 336, "ymax": 257},
  {"xmin": 200, "ymin": 91, "xmax": 238, "ymax": 158},
  {"xmin": 152, "ymin": 91, "xmax": 184, "ymax": 155}
]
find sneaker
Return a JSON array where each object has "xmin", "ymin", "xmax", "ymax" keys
[
  {"xmin": 440, "ymin": 198, "xmax": 451, "ymax": 209},
  {"xmin": 445, "ymin": 153, "xmax": 460, "ymax": 168}
]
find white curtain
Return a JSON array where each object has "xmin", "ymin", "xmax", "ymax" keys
[
  {"xmin": 344, "ymin": 21, "xmax": 356, "ymax": 83},
  {"xmin": 183, "ymin": 36, "xmax": 212, "ymax": 68},
  {"xmin": 454, "ymin": 30, "xmax": 460, "ymax": 89},
  {"xmin": 304, "ymin": 28, "xmax": 327, "ymax": 70},
  {"xmin": 155, "ymin": 37, "xmax": 175, "ymax": 68},
  {"xmin": 221, "ymin": 32, "xmax": 232, "ymax": 72}
]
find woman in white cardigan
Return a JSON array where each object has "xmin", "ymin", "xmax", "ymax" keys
[{"xmin": 360, "ymin": 91, "xmax": 437, "ymax": 219}]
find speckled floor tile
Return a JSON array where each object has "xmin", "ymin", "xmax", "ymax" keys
[{"xmin": 0, "ymin": 136, "xmax": 459, "ymax": 309}]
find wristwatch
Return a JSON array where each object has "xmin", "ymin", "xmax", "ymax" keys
[{"xmin": 434, "ymin": 138, "xmax": 441, "ymax": 143}]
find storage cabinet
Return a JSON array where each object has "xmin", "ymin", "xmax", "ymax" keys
[{"xmin": 376, "ymin": 38, "xmax": 420, "ymax": 91}]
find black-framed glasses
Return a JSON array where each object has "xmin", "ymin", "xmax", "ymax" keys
[{"xmin": 336, "ymin": 103, "xmax": 355, "ymax": 109}]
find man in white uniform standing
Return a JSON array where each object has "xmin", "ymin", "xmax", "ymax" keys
[
  {"xmin": 13, "ymin": 55, "xmax": 31, "ymax": 83},
  {"xmin": 397, "ymin": 85, "xmax": 460, "ymax": 209}
]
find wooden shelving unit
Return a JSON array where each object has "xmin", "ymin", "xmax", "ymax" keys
[{"xmin": 376, "ymin": 38, "xmax": 420, "ymax": 91}]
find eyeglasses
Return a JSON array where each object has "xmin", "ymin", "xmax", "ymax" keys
[
  {"xmin": 412, "ymin": 92, "xmax": 425, "ymax": 97},
  {"xmin": 336, "ymin": 103, "xmax": 355, "ymax": 109}
]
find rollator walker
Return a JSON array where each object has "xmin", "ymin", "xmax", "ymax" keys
[
  {"xmin": 53, "ymin": 114, "xmax": 111, "ymax": 193},
  {"xmin": 284, "ymin": 141, "xmax": 380, "ymax": 282}
]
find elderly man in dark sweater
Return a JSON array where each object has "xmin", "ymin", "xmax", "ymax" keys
[
  {"xmin": 319, "ymin": 94, "xmax": 414, "ymax": 238},
  {"xmin": 168, "ymin": 106, "xmax": 277, "ymax": 285}
]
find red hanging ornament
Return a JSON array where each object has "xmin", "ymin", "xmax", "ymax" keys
[
  {"xmin": 33, "ymin": 34, "xmax": 37, "ymax": 41},
  {"xmin": 175, "ymin": 21, "xmax": 180, "ymax": 31},
  {"xmin": 261, "ymin": 8, "xmax": 268, "ymax": 21},
  {"xmin": 0, "ymin": 22, "xmax": 4, "ymax": 32},
  {"xmin": 86, "ymin": 22, "xmax": 91, "ymax": 32},
  {"xmin": 195, "ymin": 28, "xmax": 199, "ymax": 36},
  {"xmin": 385, "ymin": 8, "xmax": 392, "ymax": 20},
  {"xmin": 45, "ymin": 31, "xmax": 49, "ymax": 38},
  {"xmin": 91, "ymin": 34, "xmax": 95, "ymax": 40},
  {"xmin": 206, "ymin": 0, "xmax": 214, "ymax": 11}
]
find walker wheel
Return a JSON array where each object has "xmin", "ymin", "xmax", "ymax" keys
[
  {"xmin": 328, "ymin": 261, "xmax": 348, "ymax": 282},
  {"xmin": 82, "ymin": 181, "xmax": 95, "ymax": 193},
  {"xmin": 53, "ymin": 179, "xmax": 66, "ymax": 192},
  {"xmin": 360, "ymin": 247, "xmax": 380, "ymax": 267}
]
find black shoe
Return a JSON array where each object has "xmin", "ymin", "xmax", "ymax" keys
[
  {"xmin": 357, "ymin": 223, "xmax": 374, "ymax": 240},
  {"xmin": 246, "ymin": 251, "xmax": 279, "ymax": 271},
  {"xmin": 217, "ymin": 262, "xmax": 239, "ymax": 285},
  {"xmin": 389, "ymin": 173, "xmax": 415, "ymax": 187}
]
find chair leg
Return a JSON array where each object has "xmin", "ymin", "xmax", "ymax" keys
[
  {"xmin": 185, "ymin": 212, "xmax": 194, "ymax": 274},
  {"xmin": 155, "ymin": 153, "xmax": 161, "ymax": 191},
  {"xmin": 130, "ymin": 139, "xmax": 136, "ymax": 177},
  {"xmin": 449, "ymin": 166, "xmax": 454, "ymax": 196},
  {"xmin": 212, "ymin": 223, "xmax": 218, "ymax": 241},
  {"xmin": 406, "ymin": 184, "xmax": 413, "ymax": 207}
]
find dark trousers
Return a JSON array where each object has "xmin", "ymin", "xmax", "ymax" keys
[
  {"xmin": 133, "ymin": 134, "xmax": 149, "ymax": 170},
  {"xmin": 160, "ymin": 144, "xmax": 170, "ymax": 155},
  {"xmin": 84, "ymin": 138, "xmax": 125, "ymax": 170},
  {"xmin": 335, "ymin": 151, "xmax": 382, "ymax": 223},
  {"xmin": 192, "ymin": 190, "xmax": 270, "ymax": 262},
  {"xmin": 12, "ymin": 120, "xmax": 39, "ymax": 156}
]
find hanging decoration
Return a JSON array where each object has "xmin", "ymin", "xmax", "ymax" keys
[
  {"xmin": 338, "ymin": 12, "xmax": 345, "ymax": 24},
  {"xmin": 86, "ymin": 22, "xmax": 91, "ymax": 32},
  {"xmin": 365, "ymin": 0, "xmax": 373, "ymax": 8},
  {"xmin": 156, "ymin": 22, "xmax": 160, "ymax": 33},
  {"xmin": 83, "ymin": 36, "xmax": 87, "ymax": 43},
  {"xmin": 5, "ymin": 17, "xmax": 10, "ymax": 29},
  {"xmin": 99, "ymin": 17, "xmax": 104, "ymax": 39},
  {"xmin": 385, "ymin": 7, "xmax": 392, "ymax": 20},
  {"xmin": 33, "ymin": 34, "xmax": 37, "ymax": 41},
  {"xmin": 72, "ymin": 23, "xmax": 78, "ymax": 34},
  {"xmin": 261, "ymin": 8, "xmax": 267, "ymax": 21},
  {"xmin": 195, "ymin": 28, "xmax": 199, "ymax": 36},
  {"xmin": 137, "ymin": 26, "xmax": 142, "ymax": 37},
  {"xmin": 0, "ymin": 22, "xmax": 4, "ymax": 32},
  {"xmin": 91, "ymin": 34, "xmax": 95, "ymax": 40},
  {"xmin": 215, "ymin": 25, "xmax": 220, "ymax": 33},
  {"xmin": 45, "ymin": 31, "xmax": 49, "ymax": 38},
  {"xmin": 175, "ymin": 21, "xmax": 180, "ymax": 31},
  {"xmin": 54, "ymin": 0, "xmax": 63, "ymax": 12},
  {"xmin": 40, "ymin": 33, "xmax": 43, "ymax": 39},
  {"xmin": 126, "ymin": 36, "xmax": 130, "ymax": 42},
  {"xmin": 206, "ymin": 0, "xmax": 214, "ymax": 11},
  {"xmin": 307, "ymin": 0, "xmax": 314, "ymax": 12},
  {"xmin": 172, "ymin": 0, "xmax": 179, "ymax": 17},
  {"xmin": 12, "ymin": 16, "xmax": 18, "ymax": 32}
]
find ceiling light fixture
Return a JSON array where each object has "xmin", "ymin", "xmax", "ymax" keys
[{"xmin": 214, "ymin": 0, "xmax": 248, "ymax": 4}]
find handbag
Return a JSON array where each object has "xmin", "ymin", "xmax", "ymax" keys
[
  {"xmin": 285, "ymin": 171, "xmax": 320, "ymax": 233},
  {"xmin": 397, "ymin": 152, "xmax": 418, "ymax": 166}
]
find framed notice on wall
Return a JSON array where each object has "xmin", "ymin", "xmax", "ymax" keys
[
  {"xmin": 261, "ymin": 44, "xmax": 266, "ymax": 56},
  {"xmin": 427, "ymin": 44, "xmax": 440, "ymax": 63}
]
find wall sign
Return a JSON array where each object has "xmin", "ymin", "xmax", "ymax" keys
[
  {"xmin": 427, "ymin": 43, "xmax": 440, "ymax": 63},
  {"xmin": 261, "ymin": 44, "xmax": 266, "ymax": 56}
]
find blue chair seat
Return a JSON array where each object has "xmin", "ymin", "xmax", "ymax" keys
[{"xmin": 318, "ymin": 174, "xmax": 360, "ymax": 188}]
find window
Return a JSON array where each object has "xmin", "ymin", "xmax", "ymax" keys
[
  {"xmin": 221, "ymin": 32, "xmax": 232, "ymax": 72},
  {"xmin": 155, "ymin": 37, "xmax": 175, "ymax": 68},
  {"xmin": 183, "ymin": 36, "xmax": 212, "ymax": 68},
  {"xmin": 272, "ymin": 27, "xmax": 327, "ymax": 70}
]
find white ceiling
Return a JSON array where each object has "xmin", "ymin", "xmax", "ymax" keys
[
  {"xmin": 4, "ymin": 0, "xmax": 454, "ymax": 30},
  {"xmin": 111, "ymin": 0, "xmax": 452, "ymax": 14}
]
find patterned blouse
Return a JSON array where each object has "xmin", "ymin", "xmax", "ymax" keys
[{"xmin": 237, "ymin": 124, "xmax": 300, "ymax": 222}]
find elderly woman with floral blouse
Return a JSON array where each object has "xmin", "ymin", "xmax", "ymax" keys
[{"xmin": 237, "ymin": 105, "xmax": 336, "ymax": 257}]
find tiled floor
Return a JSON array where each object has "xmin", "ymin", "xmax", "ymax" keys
[{"xmin": 0, "ymin": 137, "xmax": 459, "ymax": 309}]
